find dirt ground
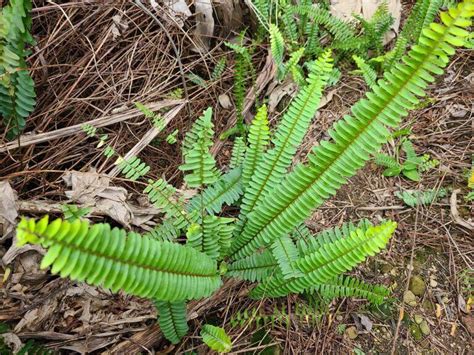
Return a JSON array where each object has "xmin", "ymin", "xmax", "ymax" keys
[{"xmin": 0, "ymin": 1, "xmax": 473, "ymax": 354}]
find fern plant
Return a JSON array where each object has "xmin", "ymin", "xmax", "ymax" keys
[
  {"xmin": 375, "ymin": 138, "xmax": 439, "ymax": 181},
  {"xmin": 396, "ymin": 188, "xmax": 447, "ymax": 207},
  {"xmin": 0, "ymin": 0, "xmax": 36, "ymax": 140},
  {"xmin": 15, "ymin": 2, "xmax": 473, "ymax": 348}
]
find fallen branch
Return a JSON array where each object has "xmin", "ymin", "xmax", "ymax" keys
[
  {"xmin": 0, "ymin": 99, "xmax": 184, "ymax": 153},
  {"xmin": 17, "ymin": 199, "xmax": 160, "ymax": 220}
]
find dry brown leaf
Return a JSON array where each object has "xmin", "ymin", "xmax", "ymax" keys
[
  {"xmin": 0, "ymin": 181, "xmax": 18, "ymax": 242},
  {"xmin": 268, "ymin": 80, "xmax": 298, "ymax": 113},
  {"xmin": 218, "ymin": 93, "xmax": 233, "ymax": 109},
  {"xmin": 14, "ymin": 296, "xmax": 61, "ymax": 332},
  {"xmin": 330, "ymin": 0, "xmax": 362, "ymax": 21},
  {"xmin": 193, "ymin": 0, "xmax": 214, "ymax": 53},
  {"xmin": 2, "ymin": 240, "xmax": 44, "ymax": 267},
  {"xmin": 61, "ymin": 336, "xmax": 120, "ymax": 354},
  {"xmin": 111, "ymin": 14, "xmax": 128, "ymax": 41},
  {"xmin": 162, "ymin": 0, "xmax": 192, "ymax": 27},
  {"xmin": 63, "ymin": 170, "xmax": 133, "ymax": 228},
  {"xmin": 330, "ymin": 0, "xmax": 401, "ymax": 44},
  {"xmin": 0, "ymin": 333, "xmax": 23, "ymax": 353}
]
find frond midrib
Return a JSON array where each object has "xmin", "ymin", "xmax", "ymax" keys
[
  {"xmin": 233, "ymin": 13, "xmax": 458, "ymax": 258},
  {"xmin": 21, "ymin": 227, "xmax": 217, "ymax": 278}
]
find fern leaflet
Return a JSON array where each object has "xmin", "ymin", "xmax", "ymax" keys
[{"xmin": 201, "ymin": 325, "xmax": 232, "ymax": 353}]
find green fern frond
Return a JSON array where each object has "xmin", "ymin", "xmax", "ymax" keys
[
  {"xmin": 296, "ymin": 219, "xmax": 372, "ymax": 256},
  {"xmin": 280, "ymin": 5, "xmax": 298, "ymax": 43},
  {"xmin": 81, "ymin": 123, "xmax": 97, "ymax": 137},
  {"xmin": 187, "ymin": 216, "xmax": 217, "ymax": 259},
  {"xmin": 116, "ymin": 156, "xmax": 150, "ymax": 181},
  {"xmin": 234, "ymin": 50, "xmax": 334, "ymax": 229},
  {"xmin": 201, "ymin": 325, "xmax": 232, "ymax": 353},
  {"xmin": 227, "ymin": 249, "xmax": 277, "ymax": 282},
  {"xmin": 292, "ymin": 4, "xmax": 356, "ymax": 42},
  {"xmin": 135, "ymin": 102, "xmax": 165, "ymax": 130},
  {"xmin": 229, "ymin": 137, "xmax": 246, "ymax": 169},
  {"xmin": 250, "ymin": 221, "xmax": 396, "ymax": 298},
  {"xmin": 271, "ymin": 235, "xmax": 302, "ymax": 279},
  {"xmin": 61, "ymin": 204, "xmax": 91, "ymax": 222},
  {"xmin": 225, "ymin": 39, "xmax": 253, "ymax": 134},
  {"xmin": 375, "ymin": 153, "xmax": 398, "ymax": 168},
  {"xmin": 186, "ymin": 72, "xmax": 207, "ymax": 87},
  {"xmin": 230, "ymin": 2, "xmax": 472, "ymax": 259},
  {"xmin": 385, "ymin": 0, "xmax": 443, "ymax": 70},
  {"xmin": 304, "ymin": 22, "xmax": 322, "ymax": 57},
  {"xmin": 166, "ymin": 129, "xmax": 179, "ymax": 144},
  {"xmin": 216, "ymin": 217, "xmax": 236, "ymax": 256},
  {"xmin": 354, "ymin": 1, "xmax": 394, "ymax": 54},
  {"xmin": 144, "ymin": 219, "xmax": 180, "ymax": 241},
  {"xmin": 103, "ymin": 145, "xmax": 115, "ymax": 158},
  {"xmin": 395, "ymin": 188, "xmax": 447, "ymax": 207},
  {"xmin": 241, "ymin": 105, "xmax": 270, "ymax": 188},
  {"xmin": 187, "ymin": 167, "xmax": 243, "ymax": 215},
  {"xmin": 211, "ymin": 58, "xmax": 226, "ymax": 81},
  {"xmin": 145, "ymin": 178, "xmax": 198, "ymax": 229},
  {"xmin": 16, "ymin": 216, "xmax": 221, "ymax": 301},
  {"xmin": 307, "ymin": 275, "xmax": 390, "ymax": 304},
  {"xmin": 280, "ymin": 47, "xmax": 305, "ymax": 81},
  {"xmin": 155, "ymin": 300, "xmax": 188, "ymax": 344},
  {"xmin": 353, "ymin": 55, "xmax": 377, "ymax": 89},
  {"xmin": 179, "ymin": 108, "xmax": 221, "ymax": 187},
  {"xmin": 269, "ymin": 24, "xmax": 285, "ymax": 69},
  {"xmin": 187, "ymin": 216, "xmax": 235, "ymax": 259},
  {"xmin": 0, "ymin": 0, "xmax": 36, "ymax": 139}
]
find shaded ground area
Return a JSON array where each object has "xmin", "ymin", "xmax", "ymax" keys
[{"xmin": 1, "ymin": 1, "xmax": 473, "ymax": 354}]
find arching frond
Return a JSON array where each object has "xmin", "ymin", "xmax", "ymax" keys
[
  {"xmin": 116, "ymin": 156, "xmax": 150, "ymax": 181},
  {"xmin": 144, "ymin": 178, "xmax": 197, "ymax": 229},
  {"xmin": 227, "ymin": 249, "xmax": 277, "ymax": 282},
  {"xmin": 269, "ymin": 24, "xmax": 285, "ymax": 68},
  {"xmin": 353, "ymin": 55, "xmax": 377, "ymax": 89},
  {"xmin": 155, "ymin": 300, "xmax": 188, "ymax": 344},
  {"xmin": 271, "ymin": 235, "xmax": 302, "ymax": 279},
  {"xmin": 211, "ymin": 57, "xmax": 226, "ymax": 81},
  {"xmin": 241, "ymin": 105, "xmax": 270, "ymax": 188},
  {"xmin": 395, "ymin": 188, "xmax": 447, "ymax": 207},
  {"xmin": 307, "ymin": 275, "xmax": 390, "ymax": 304},
  {"xmin": 187, "ymin": 167, "xmax": 243, "ymax": 215},
  {"xmin": 144, "ymin": 219, "xmax": 180, "ymax": 241},
  {"xmin": 296, "ymin": 219, "xmax": 372, "ymax": 256},
  {"xmin": 180, "ymin": 108, "xmax": 221, "ymax": 187},
  {"xmin": 17, "ymin": 217, "xmax": 221, "ymax": 301},
  {"xmin": 229, "ymin": 137, "xmax": 246, "ymax": 169},
  {"xmin": 234, "ymin": 50, "xmax": 334, "ymax": 231},
  {"xmin": 230, "ymin": 2, "xmax": 472, "ymax": 259},
  {"xmin": 250, "ymin": 222, "xmax": 396, "ymax": 298}
]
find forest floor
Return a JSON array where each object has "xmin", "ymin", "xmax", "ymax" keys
[{"xmin": 0, "ymin": 1, "xmax": 473, "ymax": 354}]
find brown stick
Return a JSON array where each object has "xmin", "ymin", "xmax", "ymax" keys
[
  {"xmin": 210, "ymin": 50, "xmax": 277, "ymax": 156},
  {"xmin": 17, "ymin": 199, "xmax": 160, "ymax": 219},
  {"xmin": 107, "ymin": 103, "xmax": 185, "ymax": 177},
  {"xmin": 0, "ymin": 99, "xmax": 184, "ymax": 153}
]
